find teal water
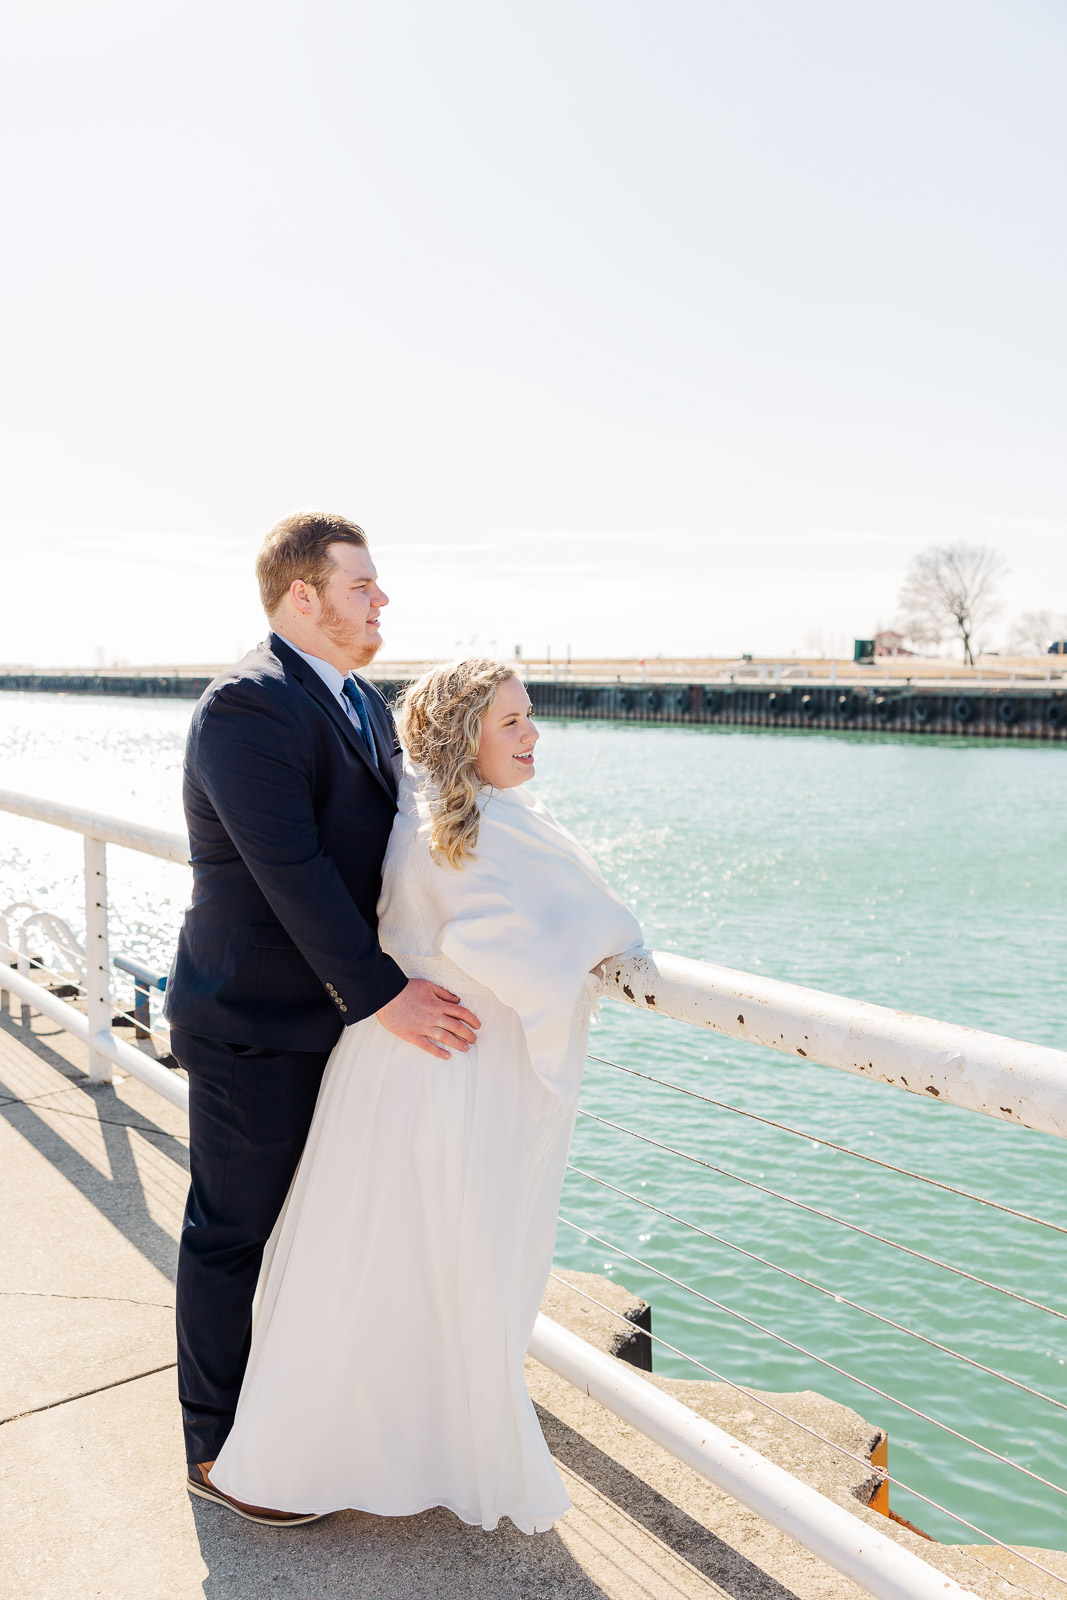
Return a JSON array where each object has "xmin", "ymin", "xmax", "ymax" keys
[{"xmin": 1, "ymin": 693, "xmax": 1065, "ymax": 1545}]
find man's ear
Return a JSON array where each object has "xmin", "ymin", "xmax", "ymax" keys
[{"xmin": 290, "ymin": 578, "xmax": 314, "ymax": 616}]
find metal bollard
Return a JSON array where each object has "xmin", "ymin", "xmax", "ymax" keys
[{"xmin": 132, "ymin": 980, "xmax": 151, "ymax": 1039}]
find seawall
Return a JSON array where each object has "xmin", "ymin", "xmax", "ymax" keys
[{"xmin": 2, "ymin": 671, "xmax": 1065, "ymax": 739}]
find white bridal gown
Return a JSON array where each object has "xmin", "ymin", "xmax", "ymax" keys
[{"xmin": 210, "ymin": 765, "xmax": 643, "ymax": 1532}]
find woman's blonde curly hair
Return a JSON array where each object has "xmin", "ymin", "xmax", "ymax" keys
[{"xmin": 396, "ymin": 658, "xmax": 521, "ymax": 867}]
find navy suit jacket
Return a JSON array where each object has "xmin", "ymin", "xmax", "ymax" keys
[{"xmin": 165, "ymin": 633, "xmax": 408, "ymax": 1051}]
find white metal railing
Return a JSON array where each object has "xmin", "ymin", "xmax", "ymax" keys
[
  {"xmin": 4, "ymin": 786, "xmax": 1062, "ymax": 1130},
  {"xmin": 598, "ymin": 949, "xmax": 1067, "ymax": 1137},
  {"xmin": 0, "ymin": 790, "xmax": 188, "ymax": 1108},
  {"xmin": 528, "ymin": 1316, "xmax": 980, "ymax": 1600},
  {"xmin": 4, "ymin": 786, "xmax": 1067, "ymax": 1597}
]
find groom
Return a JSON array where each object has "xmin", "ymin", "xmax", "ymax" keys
[{"xmin": 166, "ymin": 511, "xmax": 480, "ymax": 1522}]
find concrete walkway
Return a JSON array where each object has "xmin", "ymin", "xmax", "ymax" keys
[{"xmin": 2, "ymin": 1007, "xmax": 1063, "ymax": 1600}]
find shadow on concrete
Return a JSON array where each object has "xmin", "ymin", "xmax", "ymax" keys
[
  {"xmin": 0, "ymin": 1007, "xmax": 87, "ymax": 1087},
  {"xmin": 191, "ymin": 1497, "xmax": 612, "ymax": 1600},
  {"xmin": 186, "ymin": 1409, "xmax": 801, "ymax": 1600},
  {"xmin": 539, "ymin": 1405, "xmax": 801, "ymax": 1600},
  {"xmin": 0, "ymin": 1013, "xmax": 188, "ymax": 1283},
  {"xmin": 0, "ymin": 1015, "xmax": 800, "ymax": 1599}
]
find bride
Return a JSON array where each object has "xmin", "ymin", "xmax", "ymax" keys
[{"xmin": 207, "ymin": 658, "xmax": 643, "ymax": 1532}]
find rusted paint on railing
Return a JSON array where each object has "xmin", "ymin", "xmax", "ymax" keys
[
  {"xmin": 602, "ymin": 950, "xmax": 1067, "ymax": 1139},
  {"xmin": 5, "ymin": 783, "xmax": 1065, "ymax": 1139}
]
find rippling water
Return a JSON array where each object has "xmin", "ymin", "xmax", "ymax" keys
[{"xmin": 2, "ymin": 691, "xmax": 1065, "ymax": 1545}]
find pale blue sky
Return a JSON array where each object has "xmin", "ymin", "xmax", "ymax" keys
[{"xmin": 2, "ymin": 0, "xmax": 1064, "ymax": 664}]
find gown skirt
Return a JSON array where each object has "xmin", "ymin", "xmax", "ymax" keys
[{"xmin": 210, "ymin": 957, "xmax": 591, "ymax": 1532}]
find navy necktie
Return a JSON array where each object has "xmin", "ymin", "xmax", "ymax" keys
[{"xmin": 341, "ymin": 677, "xmax": 379, "ymax": 767}]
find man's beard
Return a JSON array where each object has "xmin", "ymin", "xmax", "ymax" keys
[{"xmin": 319, "ymin": 594, "xmax": 382, "ymax": 668}]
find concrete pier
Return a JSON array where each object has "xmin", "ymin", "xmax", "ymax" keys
[
  {"xmin": 2, "ymin": 667, "xmax": 1065, "ymax": 738},
  {"xmin": 4, "ymin": 1008, "xmax": 1066, "ymax": 1599},
  {"xmin": 525, "ymin": 680, "xmax": 1067, "ymax": 739}
]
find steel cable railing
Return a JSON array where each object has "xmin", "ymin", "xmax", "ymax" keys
[
  {"xmin": 546, "ymin": 1272, "xmax": 1067, "ymax": 1594},
  {"xmin": 6, "ymin": 787, "xmax": 1067, "ymax": 1595},
  {"xmin": 575, "ymin": 1108, "xmax": 1067, "ymax": 1323},
  {"xmin": 549, "ymin": 1270, "xmax": 879, "ymax": 1474},
  {"xmin": 556, "ymin": 1215, "xmax": 1067, "ymax": 1503},
  {"xmin": 588, "ymin": 1055, "xmax": 1067, "ymax": 1237},
  {"xmin": 0, "ymin": 937, "xmax": 174, "ymax": 1057},
  {"xmin": 1, "ymin": 941, "xmax": 88, "ymax": 1009},
  {"xmin": 565, "ymin": 1046, "xmax": 1067, "ymax": 1561},
  {"xmin": 565, "ymin": 1162, "xmax": 1067, "ymax": 1413}
]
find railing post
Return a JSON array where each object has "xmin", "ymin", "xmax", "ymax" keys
[
  {"xmin": 83, "ymin": 835, "xmax": 112, "ymax": 1084},
  {"xmin": 16, "ymin": 927, "xmax": 31, "ymax": 1026}
]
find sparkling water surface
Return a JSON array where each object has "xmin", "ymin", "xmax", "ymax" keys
[{"xmin": 1, "ymin": 691, "xmax": 1065, "ymax": 1546}]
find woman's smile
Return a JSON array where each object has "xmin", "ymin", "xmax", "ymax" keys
[{"xmin": 475, "ymin": 675, "xmax": 539, "ymax": 788}]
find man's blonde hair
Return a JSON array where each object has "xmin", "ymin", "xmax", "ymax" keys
[
  {"xmin": 256, "ymin": 511, "xmax": 368, "ymax": 617},
  {"xmin": 396, "ymin": 659, "xmax": 519, "ymax": 867}
]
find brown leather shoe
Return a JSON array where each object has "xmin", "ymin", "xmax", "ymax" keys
[{"xmin": 186, "ymin": 1461, "xmax": 324, "ymax": 1526}]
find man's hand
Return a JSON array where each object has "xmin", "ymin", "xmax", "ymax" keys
[{"xmin": 376, "ymin": 980, "xmax": 481, "ymax": 1060}]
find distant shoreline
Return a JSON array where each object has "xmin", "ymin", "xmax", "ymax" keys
[
  {"xmin": 1, "ymin": 652, "xmax": 1064, "ymax": 687},
  {"xmin": 2, "ymin": 667, "xmax": 1064, "ymax": 740}
]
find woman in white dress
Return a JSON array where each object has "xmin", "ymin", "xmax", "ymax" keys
[{"xmin": 208, "ymin": 659, "xmax": 643, "ymax": 1532}]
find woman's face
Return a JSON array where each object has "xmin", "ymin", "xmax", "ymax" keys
[{"xmin": 475, "ymin": 676, "xmax": 538, "ymax": 788}]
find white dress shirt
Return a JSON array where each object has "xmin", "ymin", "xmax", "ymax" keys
[{"xmin": 276, "ymin": 634, "xmax": 371, "ymax": 741}]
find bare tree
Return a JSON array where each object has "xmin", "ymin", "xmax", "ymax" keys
[
  {"xmin": 897, "ymin": 544, "xmax": 1007, "ymax": 665},
  {"xmin": 1007, "ymin": 610, "xmax": 1067, "ymax": 656},
  {"xmin": 898, "ymin": 611, "xmax": 944, "ymax": 655}
]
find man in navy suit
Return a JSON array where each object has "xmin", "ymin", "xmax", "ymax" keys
[{"xmin": 166, "ymin": 511, "xmax": 479, "ymax": 1523}]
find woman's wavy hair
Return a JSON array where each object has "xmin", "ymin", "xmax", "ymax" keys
[{"xmin": 396, "ymin": 658, "xmax": 520, "ymax": 867}]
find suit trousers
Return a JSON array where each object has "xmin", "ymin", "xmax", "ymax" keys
[{"xmin": 172, "ymin": 1026, "xmax": 333, "ymax": 1466}]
